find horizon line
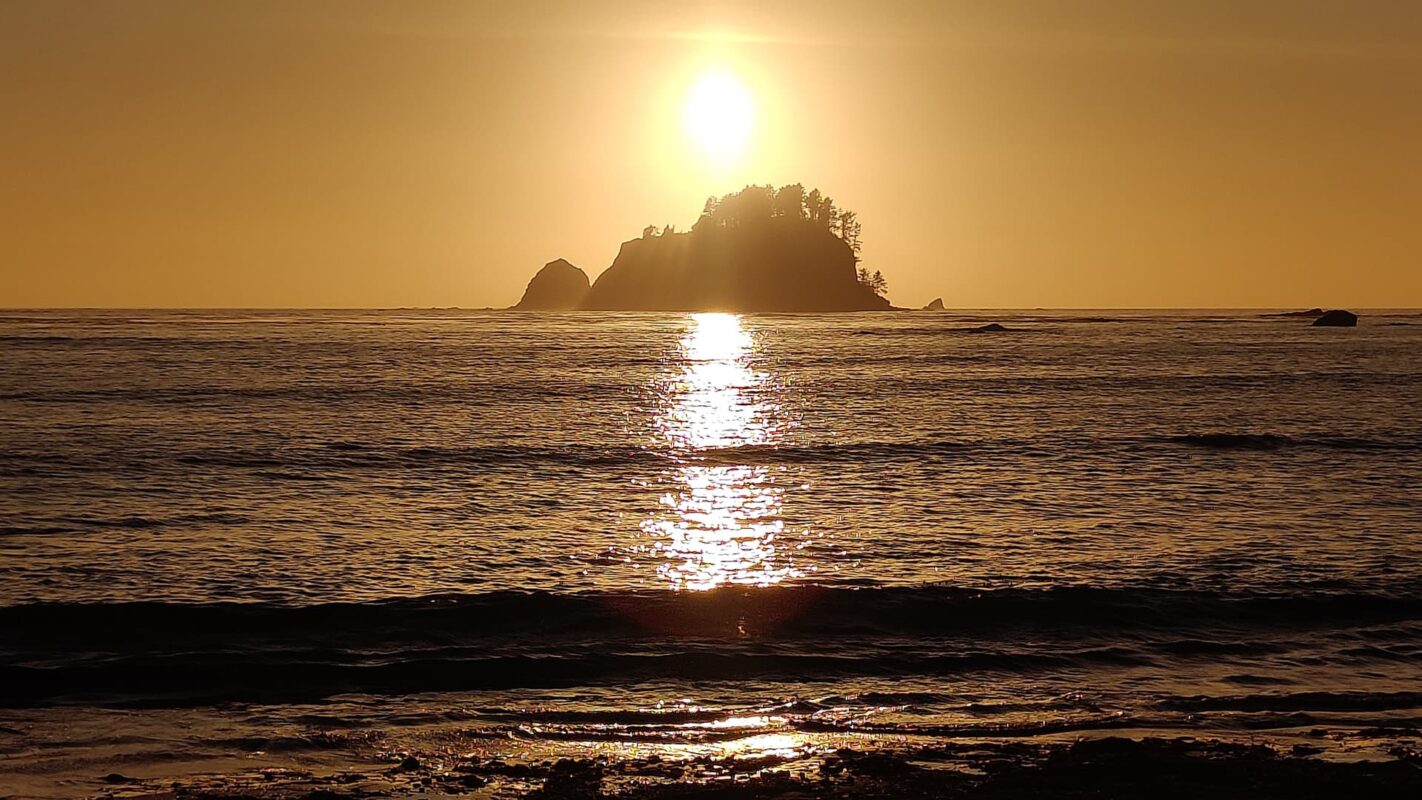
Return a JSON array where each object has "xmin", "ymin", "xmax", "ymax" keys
[{"xmin": 3, "ymin": 306, "xmax": 1417, "ymax": 313}]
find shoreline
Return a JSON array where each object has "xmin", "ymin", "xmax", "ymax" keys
[{"xmin": 76, "ymin": 733, "xmax": 1422, "ymax": 799}]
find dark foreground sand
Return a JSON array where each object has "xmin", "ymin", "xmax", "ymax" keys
[{"xmin": 93, "ymin": 736, "xmax": 1422, "ymax": 800}]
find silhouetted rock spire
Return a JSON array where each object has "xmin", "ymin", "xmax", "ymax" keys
[{"xmin": 512, "ymin": 259, "xmax": 590, "ymax": 310}]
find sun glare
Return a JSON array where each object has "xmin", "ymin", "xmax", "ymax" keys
[
  {"xmin": 644, "ymin": 314, "xmax": 800, "ymax": 591},
  {"xmin": 683, "ymin": 70, "xmax": 754, "ymax": 163}
]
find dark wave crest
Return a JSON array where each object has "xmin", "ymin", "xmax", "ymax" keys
[
  {"xmin": 4, "ymin": 430, "xmax": 1419, "ymax": 483},
  {"xmin": 3, "ymin": 585, "xmax": 1418, "ymax": 707},
  {"xmin": 1161, "ymin": 433, "xmax": 1422, "ymax": 451},
  {"xmin": 0, "ymin": 513, "xmax": 252, "ymax": 538},
  {"xmin": 8, "ymin": 584, "xmax": 1417, "ymax": 639}
]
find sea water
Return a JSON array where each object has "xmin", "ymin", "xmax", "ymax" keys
[{"xmin": 2, "ymin": 309, "xmax": 1420, "ymax": 796}]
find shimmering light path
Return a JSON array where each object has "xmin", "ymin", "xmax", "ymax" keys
[{"xmin": 643, "ymin": 313, "xmax": 801, "ymax": 590}]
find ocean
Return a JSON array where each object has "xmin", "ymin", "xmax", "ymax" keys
[{"xmin": 2, "ymin": 309, "xmax": 1421, "ymax": 798}]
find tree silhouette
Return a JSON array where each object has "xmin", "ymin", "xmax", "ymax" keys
[
  {"xmin": 857, "ymin": 266, "xmax": 887, "ymax": 296},
  {"xmin": 686, "ymin": 185, "xmax": 885, "ymax": 296},
  {"xmin": 805, "ymin": 188, "xmax": 822, "ymax": 224},
  {"xmin": 837, "ymin": 210, "xmax": 861, "ymax": 258},
  {"xmin": 772, "ymin": 183, "xmax": 807, "ymax": 219},
  {"xmin": 695, "ymin": 185, "xmax": 855, "ymax": 239}
]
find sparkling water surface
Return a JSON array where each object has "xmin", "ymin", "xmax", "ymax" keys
[
  {"xmin": 2, "ymin": 309, "xmax": 1421, "ymax": 798},
  {"xmin": 3, "ymin": 309, "xmax": 1420, "ymax": 603}
]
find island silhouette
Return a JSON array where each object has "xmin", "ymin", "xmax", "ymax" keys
[
  {"xmin": 515, "ymin": 185, "xmax": 892, "ymax": 312},
  {"xmin": 512, "ymin": 259, "xmax": 591, "ymax": 310}
]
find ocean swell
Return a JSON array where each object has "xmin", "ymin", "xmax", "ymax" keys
[{"xmin": 3, "ymin": 585, "xmax": 1418, "ymax": 707}]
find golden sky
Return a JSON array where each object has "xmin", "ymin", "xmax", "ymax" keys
[{"xmin": 3, "ymin": 0, "xmax": 1420, "ymax": 308}]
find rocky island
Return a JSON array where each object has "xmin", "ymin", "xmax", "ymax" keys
[{"xmin": 515, "ymin": 185, "xmax": 892, "ymax": 312}]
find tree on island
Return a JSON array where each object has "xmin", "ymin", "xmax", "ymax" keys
[
  {"xmin": 692, "ymin": 184, "xmax": 839, "ymax": 230},
  {"xmin": 569, "ymin": 182, "xmax": 892, "ymax": 311},
  {"xmin": 857, "ymin": 266, "xmax": 888, "ymax": 296},
  {"xmin": 640, "ymin": 223, "xmax": 678, "ymax": 238},
  {"xmin": 675, "ymin": 184, "xmax": 887, "ymax": 298}
]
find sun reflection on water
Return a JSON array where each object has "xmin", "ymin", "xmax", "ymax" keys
[{"xmin": 643, "ymin": 313, "xmax": 801, "ymax": 590}]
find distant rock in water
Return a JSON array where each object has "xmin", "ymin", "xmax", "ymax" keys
[
  {"xmin": 968, "ymin": 323, "xmax": 1009, "ymax": 332},
  {"xmin": 512, "ymin": 259, "xmax": 589, "ymax": 310},
  {"xmin": 1264, "ymin": 308, "xmax": 1325, "ymax": 318},
  {"xmin": 922, "ymin": 298, "xmax": 945, "ymax": 311},
  {"xmin": 1312, "ymin": 309, "xmax": 1358, "ymax": 327}
]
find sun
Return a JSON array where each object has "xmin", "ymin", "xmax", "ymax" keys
[{"xmin": 683, "ymin": 70, "xmax": 755, "ymax": 163}]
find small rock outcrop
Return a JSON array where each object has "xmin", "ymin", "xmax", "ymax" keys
[
  {"xmin": 1312, "ymin": 309, "xmax": 1358, "ymax": 327},
  {"xmin": 922, "ymin": 298, "xmax": 945, "ymax": 311},
  {"xmin": 969, "ymin": 323, "xmax": 1009, "ymax": 333},
  {"xmin": 512, "ymin": 259, "xmax": 590, "ymax": 310},
  {"xmin": 1265, "ymin": 308, "xmax": 1325, "ymax": 318}
]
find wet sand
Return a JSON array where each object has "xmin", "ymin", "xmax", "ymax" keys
[{"xmin": 86, "ymin": 734, "xmax": 1422, "ymax": 800}]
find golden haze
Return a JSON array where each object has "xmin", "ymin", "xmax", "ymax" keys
[{"xmin": 2, "ymin": 0, "xmax": 1420, "ymax": 308}]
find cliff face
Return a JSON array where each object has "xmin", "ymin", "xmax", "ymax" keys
[
  {"xmin": 512, "ymin": 259, "xmax": 590, "ymax": 310},
  {"xmin": 579, "ymin": 219, "xmax": 890, "ymax": 312}
]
